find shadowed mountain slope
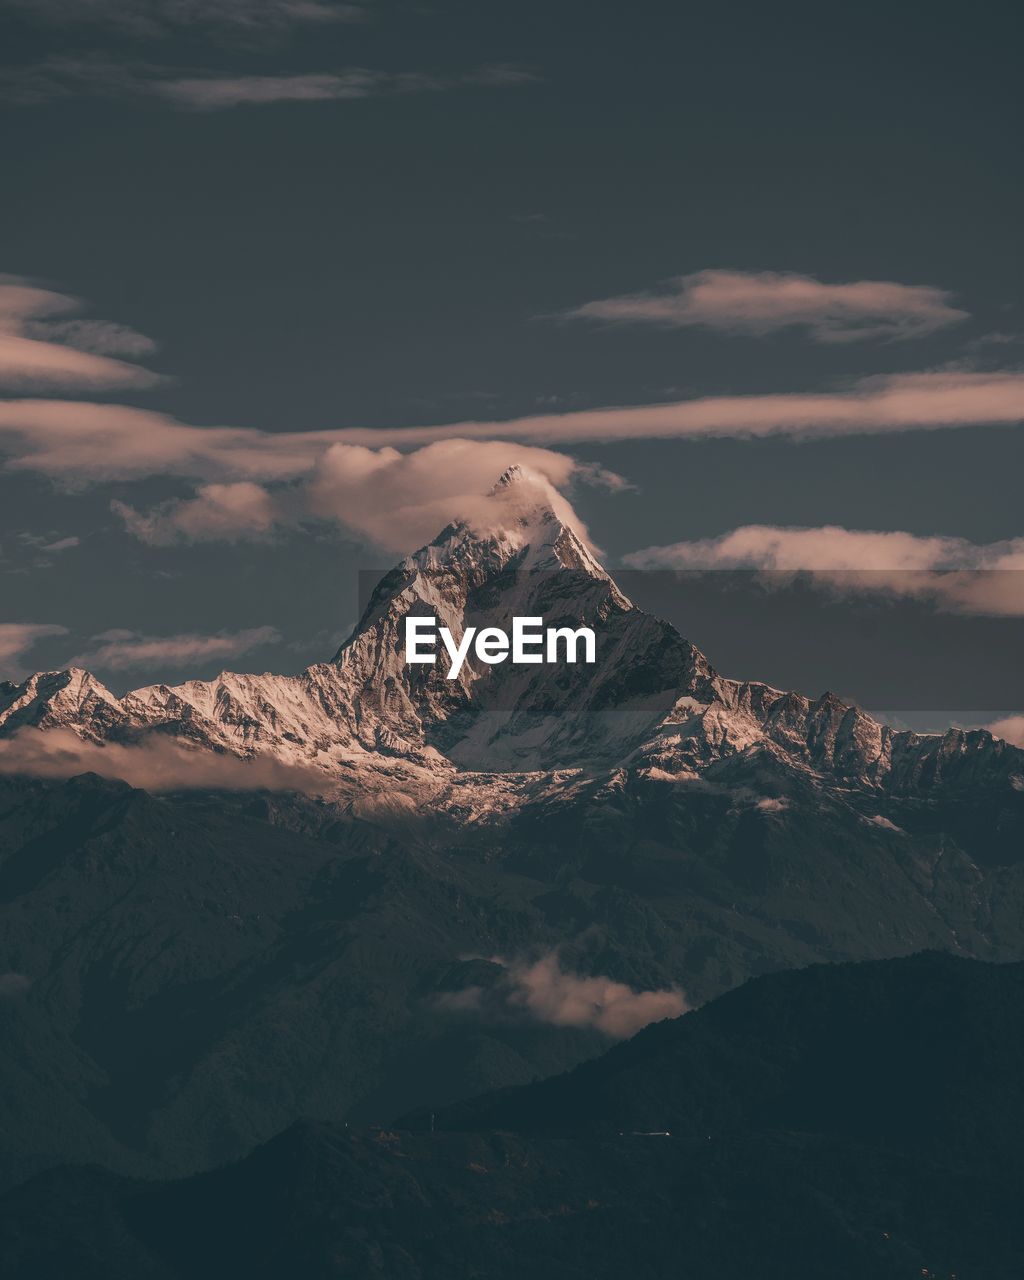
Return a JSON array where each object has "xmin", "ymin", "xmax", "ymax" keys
[{"xmin": 1, "ymin": 953, "xmax": 1021, "ymax": 1280}]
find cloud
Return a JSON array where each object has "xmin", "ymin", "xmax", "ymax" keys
[
  {"xmin": 0, "ymin": 0, "xmax": 366, "ymax": 37},
  {"xmin": 0, "ymin": 973, "xmax": 31, "ymax": 997},
  {"xmin": 623, "ymin": 525, "xmax": 1024, "ymax": 616},
  {"xmin": 2, "ymin": 370, "xmax": 1023, "ymax": 488},
  {"xmin": 112, "ymin": 482, "xmax": 280, "ymax": 544},
  {"xmin": 0, "ymin": 623, "xmax": 69, "ymax": 677},
  {"xmin": 154, "ymin": 70, "xmax": 386, "ymax": 108},
  {"xmin": 69, "ymin": 625, "xmax": 281, "ymax": 671},
  {"xmin": 0, "ymin": 394, "xmax": 618, "ymax": 553},
  {"xmin": 439, "ymin": 952, "xmax": 688, "ymax": 1040},
  {"xmin": 106, "ymin": 440, "xmax": 614, "ymax": 554},
  {"xmin": 0, "ymin": 56, "xmax": 535, "ymax": 111},
  {"xmin": 987, "ymin": 715, "xmax": 1024, "ymax": 748},
  {"xmin": 152, "ymin": 66, "xmax": 533, "ymax": 109},
  {"xmin": 26, "ymin": 318, "xmax": 157, "ymax": 358},
  {"xmin": 562, "ymin": 269, "xmax": 968, "ymax": 343},
  {"xmin": 16, "ymin": 531, "xmax": 80, "ymax": 554},
  {"xmin": 505, "ymin": 954, "xmax": 688, "ymax": 1038},
  {"xmin": 0, "ymin": 278, "xmax": 159, "ymax": 391},
  {"xmin": 0, "ymin": 726, "xmax": 328, "ymax": 793},
  {"xmin": 306, "ymin": 439, "xmax": 606, "ymax": 552}
]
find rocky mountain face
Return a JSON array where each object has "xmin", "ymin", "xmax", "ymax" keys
[
  {"xmin": 0, "ymin": 467, "xmax": 1022, "ymax": 1192},
  {"xmin": 2, "ymin": 463, "xmax": 1020, "ymax": 804}
]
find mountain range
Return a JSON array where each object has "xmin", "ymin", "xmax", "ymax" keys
[
  {"xmin": 2, "ymin": 952, "xmax": 1021, "ymax": 1279},
  {"xmin": 0, "ymin": 466, "xmax": 1022, "ymax": 1195}
]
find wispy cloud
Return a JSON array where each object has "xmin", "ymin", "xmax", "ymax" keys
[
  {"xmin": 112, "ymin": 482, "xmax": 279, "ymax": 544},
  {"xmin": 110, "ymin": 441, "xmax": 611, "ymax": 554},
  {"xmin": 561, "ymin": 269, "xmax": 968, "ymax": 343},
  {"xmin": 0, "ymin": 56, "xmax": 535, "ymax": 110},
  {"xmin": 0, "ymin": 623, "xmax": 69, "ymax": 678},
  {"xmin": 438, "ymin": 952, "xmax": 688, "ymax": 1040},
  {"xmin": 70, "ymin": 625, "xmax": 281, "ymax": 670},
  {"xmin": 0, "ymin": 277, "xmax": 159, "ymax": 392},
  {"xmin": 17, "ymin": 531, "xmax": 80, "ymax": 554},
  {"xmin": 623, "ymin": 525, "xmax": 1024, "ymax": 617},
  {"xmin": 2, "ymin": 371, "xmax": 1022, "ymax": 479},
  {"xmin": 0, "ymin": 726, "xmax": 328, "ymax": 792},
  {"xmin": 0, "ymin": 0, "xmax": 367, "ymax": 38}
]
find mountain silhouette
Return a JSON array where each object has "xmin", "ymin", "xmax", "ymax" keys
[{"xmin": 1, "ymin": 953, "xmax": 1020, "ymax": 1279}]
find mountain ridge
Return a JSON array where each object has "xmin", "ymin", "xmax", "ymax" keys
[
  {"xmin": 2, "ymin": 467, "xmax": 1021, "ymax": 805},
  {"xmin": 3, "ymin": 952, "xmax": 1022, "ymax": 1280},
  {"xmin": 0, "ymin": 472, "xmax": 1023, "ymax": 1189}
]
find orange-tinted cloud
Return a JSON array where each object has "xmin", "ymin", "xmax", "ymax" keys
[
  {"xmin": 624, "ymin": 525, "xmax": 1024, "ymax": 616},
  {"xmin": 0, "ymin": 278, "xmax": 160, "ymax": 392},
  {"xmin": 563, "ymin": 269, "xmax": 967, "ymax": 343},
  {"xmin": 0, "ymin": 726, "xmax": 327, "ymax": 793},
  {"xmin": 439, "ymin": 951, "xmax": 688, "ymax": 1040}
]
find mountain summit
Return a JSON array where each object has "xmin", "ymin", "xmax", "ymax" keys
[
  {"xmin": 1, "ymin": 475, "xmax": 1023, "ymax": 1199},
  {"xmin": 0, "ymin": 470, "xmax": 1021, "ymax": 800}
]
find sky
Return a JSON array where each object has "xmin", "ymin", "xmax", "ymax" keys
[{"xmin": 1, "ymin": 0, "xmax": 1022, "ymax": 725}]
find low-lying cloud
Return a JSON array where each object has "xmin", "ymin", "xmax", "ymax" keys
[
  {"xmin": 439, "ymin": 952, "xmax": 688, "ymax": 1040},
  {"xmin": 562, "ymin": 269, "xmax": 968, "ymax": 343},
  {"xmin": 0, "ymin": 726, "xmax": 328, "ymax": 793},
  {"xmin": 623, "ymin": 525, "xmax": 1024, "ymax": 616}
]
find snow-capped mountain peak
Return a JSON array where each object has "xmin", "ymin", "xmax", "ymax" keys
[{"xmin": 0, "ymin": 470, "xmax": 1020, "ymax": 804}]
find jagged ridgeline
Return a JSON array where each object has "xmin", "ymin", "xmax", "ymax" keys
[
  {"xmin": 0, "ymin": 467, "xmax": 1022, "ymax": 1193},
  {"xmin": 2, "ymin": 464, "xmax": 1020, "ymax": 787}
]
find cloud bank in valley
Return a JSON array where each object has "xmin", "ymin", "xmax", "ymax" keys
[
  {"xmin": 562, "ymin": 269, "xmax": 968, "ymax": 343},
  {"xmin": 0, "ymin": 726, "xmax": 328, "ymax": 793},
  {"xmin": 439, "ymin": 952, "xmax": 688, "ymax": 1039},
  {"xmin": 623, "ymin": 525, "xmax": 1024, "ymax": 616}
]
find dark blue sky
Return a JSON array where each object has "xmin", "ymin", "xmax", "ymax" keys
[{"xmin": 1, "ymin": 0, "xmax": 1022, "ymax": 704}]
